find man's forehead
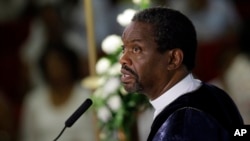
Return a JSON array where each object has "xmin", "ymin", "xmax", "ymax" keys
[{"xmin": 122, "ymin": 22, "xmax": 153, "ymax": 40}]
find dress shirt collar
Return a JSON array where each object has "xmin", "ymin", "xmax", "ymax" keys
[{"xmin": 150, "ymin": 73, "xmax": 201, "ymax": 119}]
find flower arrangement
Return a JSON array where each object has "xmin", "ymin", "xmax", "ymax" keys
[{"xmin": 91, "ymin": 1, "xmax": 151, "ymax": 141}]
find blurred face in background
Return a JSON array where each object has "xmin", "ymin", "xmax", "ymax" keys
[{"xmin": 45, "ymin": 50, "xmax": 72, "ymax": 86}]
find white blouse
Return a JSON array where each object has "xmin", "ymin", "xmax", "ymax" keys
[{"xmin": 20, "ymin": 83, "xmax": 96, "ymax": 141}]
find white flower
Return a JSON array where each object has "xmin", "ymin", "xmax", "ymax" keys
[
  {"xmin": 132, "ymin": 0, "xmax": 150, "ymax": 5},
  {"xmin": 96, "ymin": 57, "xmax": 111, "ymax": 75},
  {"xmin": 132, "ymin": 0, "xmax": 141, "ymax": 4},
  {"xmin": 93, "ymin": 87, "xmax": 104, "ymax": 98},
  {"xmin": 107, "ymin": 95, "xmax": 122, "ymax": 111},
  {"xmin": 97, "ymin": 76, "xmax": 107, "ymax": 86},
  {"xmin": 120, "ymin": 86, "xmax": 128, "ymax": 96},
  {"xmin": 101, "ymin": 34, "xmax": 122, "ymax": 54},
  {"xmin": 103, "ymin": 77, "xmax": 120, "ymax": 97},
  {"xmin": 97, "ymin": 106, "xmax": 111, "ymax": 122},
  {"xmin": 107, "ymin": 63, "xmax": 121, "ymax": 76},
  {"xmin": 99, "ymin": 131, "xmax": 107, "ymax": 140},
  {"xmin": 93, "ymin": 77, "xmax": 112, "ymax": 99},
  {"xmin": 117, "ymin": 9, "xmax": 137, "ymax": 27}
]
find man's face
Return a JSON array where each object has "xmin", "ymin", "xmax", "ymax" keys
[{"xmin": 120, "ymin": 21, "xmax": 169, "ymax": 98}]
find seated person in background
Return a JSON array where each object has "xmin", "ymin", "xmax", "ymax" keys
[{"xmin": 19, "ymin": 42, "xmax": 96, "ymax": 141}]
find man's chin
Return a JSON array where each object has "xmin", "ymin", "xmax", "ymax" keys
[
  {"xmin": 123, "ymin": 85, "xmax": 137, "ymax": 93},
  {"xmin": 123, "ymin": 83, "xmax": 143, "ymax": 93}
]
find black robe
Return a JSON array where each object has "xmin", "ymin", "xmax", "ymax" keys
[{"xmin": 147, "ymin": 83, "xmax": 244, "ymax": 141}]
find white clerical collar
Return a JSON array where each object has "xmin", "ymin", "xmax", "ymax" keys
[{"xmin": 150, "ymin": 73, "xmax": 201, "ymax": 119}]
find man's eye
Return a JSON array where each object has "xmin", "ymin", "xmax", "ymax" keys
[{"xmin": 132, "ymin": 46, "xmax": 141, "ymax": 53}]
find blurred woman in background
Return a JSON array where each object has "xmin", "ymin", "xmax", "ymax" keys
[{"xmin": 19, "ymin": 42, "xmax": 96, "ymax": 141}]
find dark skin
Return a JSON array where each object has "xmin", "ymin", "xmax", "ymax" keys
[{"xmin": 119, "ymin": 21, "xmax": 189, "ymax": 100}]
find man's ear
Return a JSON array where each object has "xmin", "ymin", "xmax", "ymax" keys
[{"xmin": 166, "ymin": 48, "xmax": 184, "ymax": 70}]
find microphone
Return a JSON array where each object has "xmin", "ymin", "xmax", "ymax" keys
[
  {"xmin": 53, "ymin": 98, "xmax": 93, "ymax": 141},
  {"xmin": 65, "ymin": 98, "xmax": 93, "ymax": 127}
]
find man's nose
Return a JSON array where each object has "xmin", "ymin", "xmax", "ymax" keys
[{"xmin": 119, "ymin": 51, "xmax": 132, "ymax": 66}]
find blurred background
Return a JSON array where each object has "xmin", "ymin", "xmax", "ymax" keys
[{"xmin": 0, "ymin": 0, "xmax": 249, "ymax": 141}]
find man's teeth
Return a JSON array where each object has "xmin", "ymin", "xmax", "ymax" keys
[{"xmin": 124, "ymin": 74, "xmax": 129, "ymax": 77}]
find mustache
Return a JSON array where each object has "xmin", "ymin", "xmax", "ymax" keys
[{"xmin": 122, "ymin": 65, "xmax": 138, "ymax": 78}]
